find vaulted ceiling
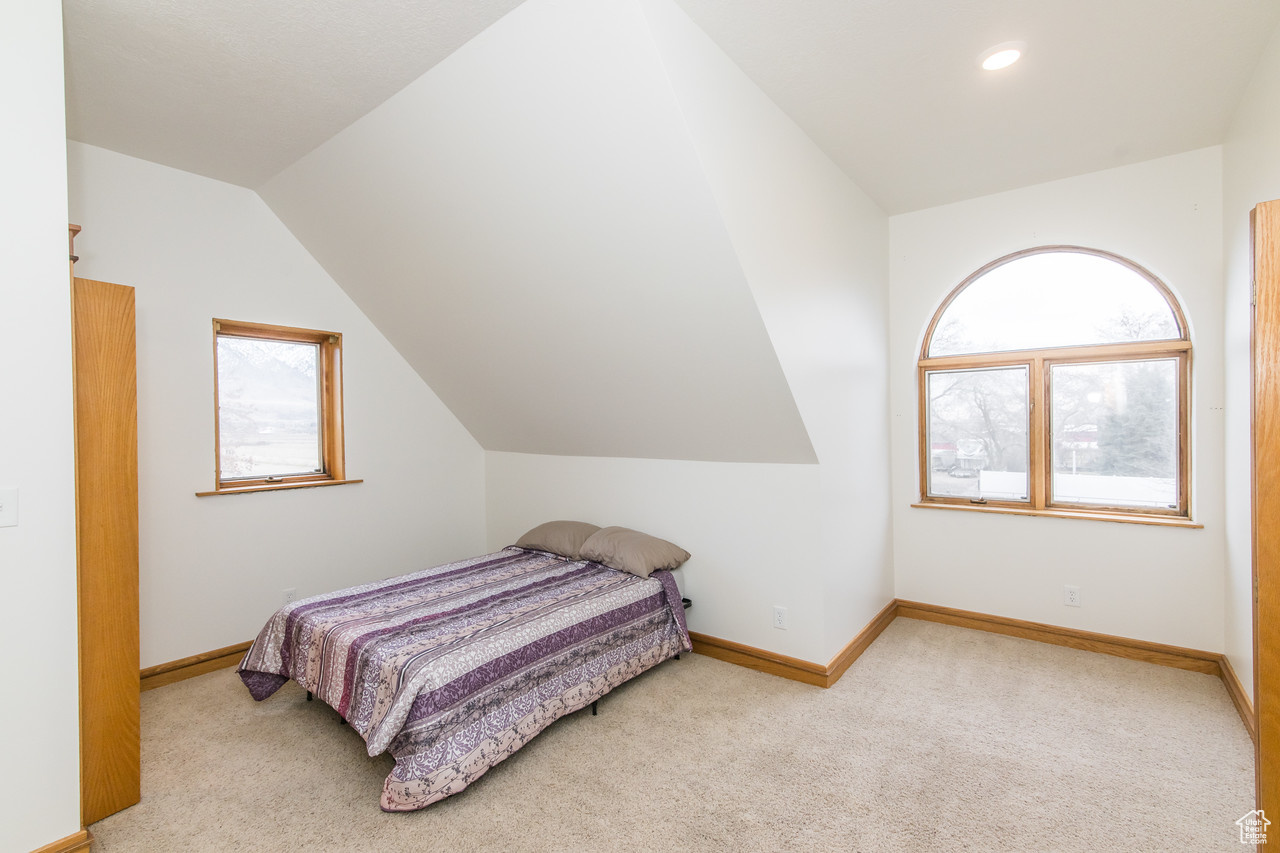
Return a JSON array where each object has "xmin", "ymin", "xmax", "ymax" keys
[
  {"xmin": 64, "ymin": 0, "xmax": 526, "ymax": 188},
  {"xmin": 61, "ymin": 0, "xmax": 1280, "ymax": 462},
  {"xmin": 676, "ymin": 0, "xmax": 1280, "ymax": 213},
  {"xmin": 256, "ymin": 0, "xmax": 817, "ymax": 462},
  {"xmin": 65, "ymin": 0, "xmax": 1280, "ymax": 212}
]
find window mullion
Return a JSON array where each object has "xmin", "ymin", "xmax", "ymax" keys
[
  {"xmin": 1028, "ymin": 356, "xmax": 1047, "ymax": 510},
  {"xmin": 322, "ymin": 338, "xmax": 346, "ymax": 481},
  {"xmin": 917, "ymin": 365, "xmax": 929, "ymax": 503},
  {"xmin": 1178, "ymin": 353, "xmax": 1191, "ymax": 515}
]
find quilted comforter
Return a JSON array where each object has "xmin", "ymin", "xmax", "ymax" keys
[{"xmin": 238, "ymin": 547, "xmax": 691, "ymax": 811}]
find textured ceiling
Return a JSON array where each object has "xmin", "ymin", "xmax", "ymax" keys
[
  {"xmin": 63, "ymin": 0, "xmax": 1280, "ymax": 210},
  {"xmin": 257, "ymin": 0, "xmax": 817, "ymax": 463},
  {"xmin": 57, "ymin": 0, "xmax": 1280, "ymax": 462},
  {"xmin": 63, "ymin": 0, "xmax": 524, "ymax": 187},
  {"xmin": 673, "ymin": 0, "xmax": 1280, "ymax": 212}
]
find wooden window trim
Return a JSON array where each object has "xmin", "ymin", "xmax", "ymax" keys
[
  {"xmin": 921, "ymin": 245, "xmax": 1191, "ymax": 356},
  {"xmin": 195, "ymin": 478, "xmax": 362, "ymax": 498},
  {"xmin": 909, "ymin": 501, "xmax": 1203, "ymax": 528},
  {"xmin": 916, "ymin": 246, "xmax": 1193, "ymax": 523},
  {"xmin": 202, "ymin": 318, "xmax": 351, "ymax": 496}
]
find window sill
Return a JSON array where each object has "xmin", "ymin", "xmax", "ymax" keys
[
  {"xmin": 196, "ymin": 478, "xmax": 363, "ymax": 497},
  {"xmin": 910, "ymin": 501, "xmax": 1202, "ymax": 528}
]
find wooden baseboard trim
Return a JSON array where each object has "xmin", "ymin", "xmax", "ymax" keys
[
  {"xmin": 30, "ymin": 829, "xmax": 91, "ymax": 853},
  {"xmin": 824, "ymin": 599, "xmax": 899, "ymax": 686},
  {"xmin": 140, "ymin": 641, "xmax": 252, "ymax": 692},
  {"xmin": 689, "ymin": 631, "xmax": 829, "ymax": 687},
  {"xmin": 895, "ymin": 599, "xmax": 1222, "ymax": 674},
  {"xmin": 1219, "ymin": 654, "xmax": 1258, "ymax": 744},
  {"xmin": 896, "ymin": 599, "xmax": 1258, "ymax": 742},
  {"xmin": 690, "ymin": 598, "xmax": 899, "ymax": 689},
  {"xmin": 149, "ymin": 604, "xmax": 1259, "ymax": 744},
  {"xmin": 692, "ymin": 598, "xmax": 1258, "ymax": 745}
]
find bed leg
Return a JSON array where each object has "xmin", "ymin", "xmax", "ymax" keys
[
  {"xmin": 592, "ymin": 701, "xmax": 597, "ymax": 716},
  {"xmin": 306, "ymin": 691, "xmax": 313, "ymax": 702}
]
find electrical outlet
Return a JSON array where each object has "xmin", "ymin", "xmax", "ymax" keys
[
  {"xmin": 282, "ymin": 587, "xmax": 297, "ymax": 606},
  {"xmin": 0, "ymin": 489, "xmax": 16, "ymax": 528},
  {"xmin": 1064, "ymin": 585, "xmax": 1081, "ymax": 607},
  {"xmin": 773, "ymin": 605, "xmax": 788, "ymax": 630}
]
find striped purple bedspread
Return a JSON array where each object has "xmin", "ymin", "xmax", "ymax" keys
[{"xmin": 238, "ymin": 547, "xmax": 690, "ymax": 811}]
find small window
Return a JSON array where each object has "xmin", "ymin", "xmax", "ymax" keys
[
  {"xmin": 918, "ymin": 247, "xmax": 1192, "ymax": 523},
  {"xmin": 207, "ymin": 319, "xmax": 348, "ymax": 493}
]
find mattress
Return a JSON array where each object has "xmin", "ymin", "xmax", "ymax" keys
[{"xmin": 238, "ymin": 546, "xmax": 690, "ymax": 811}]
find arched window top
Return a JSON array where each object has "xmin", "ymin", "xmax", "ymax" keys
[
  {"xmin": 925, "ymin": 247, "xmax": 1187, "ymax": 358},
  {"xmin": 916, "ymin": 246, "xmax": 1194, "ymax": 523}
]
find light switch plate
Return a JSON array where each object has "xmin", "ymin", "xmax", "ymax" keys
[{"xmin": 0, "ymin": 489, "xmax": 16, "ymax": 528}]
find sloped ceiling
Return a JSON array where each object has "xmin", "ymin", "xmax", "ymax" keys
[
  {"xmin": 675, "ymin": 0, "xmax": 1280, "ymax": 213},
  {"xmin": 63, "ymin": 0, "xmax": 526, "ymax": 187},
  {"xmin": 259, "ymin": 0, "xmax": 817, "ymax": 462},
  {"xmin": 63, "ymin": 0, "xmax": 1280, "ymax": 463},
  {"xmin": 63, "ymin": 0, "xmax": 1280, "ymax": 212}
]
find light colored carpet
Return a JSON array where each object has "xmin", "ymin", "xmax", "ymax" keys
[{"xmin": 90, "ymin": 618, "xmax": 1253, "ymax": 852}]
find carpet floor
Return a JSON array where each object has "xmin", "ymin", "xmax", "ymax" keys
[{"xmin": 90, "ymin": 618, "xmax": 1254, "ymax": 852}]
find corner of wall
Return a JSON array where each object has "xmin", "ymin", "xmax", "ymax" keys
[
  {"xmin": 1220, "ymin": 16, "xmax": 1280, "ymax": 702},
  {"xmin": 1, "ymin": 4, "xmax": 82, "ymax": 851}
]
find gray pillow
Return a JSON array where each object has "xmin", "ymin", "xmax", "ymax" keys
[
  {"xmin": 578, "ymin": 526, "xmax": 690, "ymax": 578},
  {"xmin": 515, "ymin": 520, "xmax": 601, "ymax": 560}
]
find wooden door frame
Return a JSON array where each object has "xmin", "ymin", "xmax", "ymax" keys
[
  {"xmin": 1254, "ymin": 199, "xmax": 1280, "ymax": 816},
  {"xmin": 70, "ymin": 226, "xmax": 141, "ymax": 826}
]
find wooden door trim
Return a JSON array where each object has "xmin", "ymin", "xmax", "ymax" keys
[
  {"xmin": 1253, "ymin": 200, "xmax": 1280, "ymax": 814},
  {"xmin": 72, "ymin": 276, "xmax": 141, "ymax": 825}
]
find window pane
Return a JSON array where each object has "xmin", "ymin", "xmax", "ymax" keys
[
  {"xmin": 217, "ymin": 336, "xmax": 322, "ymax": 479},
  {"xmin": 926, "ymin": 367, "xmax": 1029, "ymax": 502},
  {"xmin": 1050, "ymin": 359, "xmax": 1178, "ymax": 509},
  {"xmin": 929, "ymin": 251, "xmax": 1180, "ymax": 356}
]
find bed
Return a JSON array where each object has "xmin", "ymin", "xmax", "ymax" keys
[{"xmin": 237, "ymin": 523, "xmax": 692, "ymax": 812}]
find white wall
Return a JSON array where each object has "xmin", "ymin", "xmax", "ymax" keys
[
  {"xmin": 0, "ymin": 7, "xmax": 81, "ymax": 853},
  {"xmin": 889, "ymin": 148, "xmax": 1226, "ymax": 652},
  {"xmin": 486, "ymin": 453, "xmax": 828, "ymax": 657},
  {"xmin": 259, "ymin": 0, "xmax": 814, "ymax": 466},
  {"xmin": 486, "ymin": 0, "xmax": 893, "ymax": 665},
  {"xmin": 67, "ymin": 142, "xmax": 486, "ymax": 667},
  {"xmin": 1222, "ymin": 21, "xmax": 1280, "ymax": 700},
  {"xmin": 639, "ymin": 0, "xmax": 893, "ymax": 658}
]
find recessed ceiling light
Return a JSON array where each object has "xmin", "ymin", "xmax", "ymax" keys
[{"xmin": 979, "ymin": 41, "xmax": 1025, "ymax": 71}]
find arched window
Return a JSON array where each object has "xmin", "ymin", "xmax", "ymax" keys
[{"xmin": 918, "ymin": 246, "xmax": 1192, "ymax": 523}]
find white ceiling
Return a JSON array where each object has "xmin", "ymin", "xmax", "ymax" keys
[
  {"xmin": 256, "ymin": 0, "xmax": 818, "ymax": 463},
  {"xmin": 63, "ymin": 0, "xmax": 1280, "ymax": 212},
  {"xmin": 63, "ymin": 0, "xmax": 525, "ymax": 188},
  {"xmin": 58, "ymin": 0, "xmax": 1280, "ymax": 463},
  {"xmin": 675, "ymin": 0, "xmax": 1280, "ymax": 213}
]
